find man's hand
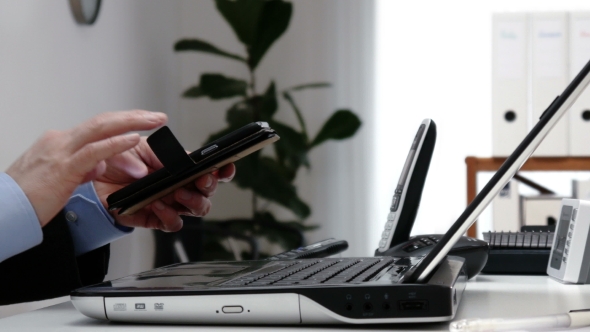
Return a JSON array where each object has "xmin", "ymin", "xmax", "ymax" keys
[
  {"xmin": 7, "ymin": 110, "xmax": 168, "ymax": 227},
  {"xmin": 92, "ymin": 139, "xmax": 235, "ymax": 232}
]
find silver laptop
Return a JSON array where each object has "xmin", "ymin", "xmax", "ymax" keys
[{"xmin": 70, "ymin": 58, "xmax": 590, "ymax": 325}]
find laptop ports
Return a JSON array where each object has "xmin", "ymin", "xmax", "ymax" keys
[{"xmin": 399, "ymin": 300, "xmax": 428, "ymax": 311}]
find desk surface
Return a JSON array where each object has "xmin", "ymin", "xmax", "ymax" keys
[{"xmin": 3, "ymin": 275, "xmax": 590, "ymax": 331}]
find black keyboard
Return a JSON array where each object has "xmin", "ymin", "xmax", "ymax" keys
[
  {"xmin": 481, "ymin": 228, "xmax": 555, "ymax": 275},
  {"xmin": 483, "ymin": 231, "xmax": 554, "ymax": 248},
  {"xmin": 221, "ymin": 257, "xmax": 410, "ymax": 287}
]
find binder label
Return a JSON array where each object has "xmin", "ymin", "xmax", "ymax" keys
[
  {"xmin": 496, "ymin": 21, "xmax": 527, "ymax": 79},
  {"xmin": 534, "ymin": 19, "xmax": 566, "ymax": 78}
]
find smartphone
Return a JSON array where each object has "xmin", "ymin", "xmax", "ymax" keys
[{"xmin": 107, "ymin": 122, "xmax": 279, "ymax": 215}]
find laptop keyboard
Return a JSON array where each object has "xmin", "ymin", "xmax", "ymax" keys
[{"xmin": 220, "ymin": 257, "xmax": 408, "ymax": 287}]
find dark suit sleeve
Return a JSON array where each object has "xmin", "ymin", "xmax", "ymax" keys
[{"xmin": 0, "ymin": 210, "xmax": 110, "ymax": 305}]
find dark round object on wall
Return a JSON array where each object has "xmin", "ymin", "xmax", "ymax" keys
[
  {"xmin": 69, "ymin": 0, "xmax": 102, "ymax": 25},
  {"xmin": 582, "ymin": 110, "xmax": 590, "ymax": 121},
  {"xmin": 504, "ymin": 110, "xmax": 516, "ymax": 122}
]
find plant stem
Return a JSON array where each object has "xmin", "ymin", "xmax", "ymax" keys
[
  {"xmin": 283, "ymin": 91, "xmax": 309, "ymax": 142},
  {"xmin": 247, "ymin": 62, "xmax": 260, "ymax": 218},
  {"xmin": 249, "ymin": 67, "xmax": 257, "ymax": 96}
]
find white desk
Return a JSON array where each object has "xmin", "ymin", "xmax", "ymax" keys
[{"xmin": 3, "ymin": 275, "xmax": 590, "ymax": 331}]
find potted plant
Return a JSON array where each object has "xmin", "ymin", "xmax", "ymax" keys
[{"xmin": 173, "ymin": 0, "xmax": 361, "ymax": 260}]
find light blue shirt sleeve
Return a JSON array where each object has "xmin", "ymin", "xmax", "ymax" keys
[
  {"xmin": 0, "ymin": 173, "xmax": 43, "ymax": 263},
  {"xmin": 65, "ymin": 181, "xmax": 133, "ymax": 256},
  {"xmin": 0, "ymin": 172, "xmax": 133, "ymax": 262}
]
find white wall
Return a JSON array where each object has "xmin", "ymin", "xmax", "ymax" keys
[
  {"xmin": 372, "ymin": 0, "xmax": 590, "ymax": 243},
  {"xmin": 0, "ymin": 0, "xmax": 183, "ymax": 281}
]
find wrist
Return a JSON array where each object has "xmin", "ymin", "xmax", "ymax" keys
[{"xmin": 87, "ymin": 182, "xmax": 134, "ymax": 232}]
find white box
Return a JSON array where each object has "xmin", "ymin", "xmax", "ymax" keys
[
  {"xmin": 547, "ymin": 199, "xmax": 590, "ymax": 283},
  {"xmin": 573, "ymin": 178, "xmax": 590, "ymax": 199},
  {"xmin": 521, "ymin": 195, "xmax": 567, "ymax": 226}
]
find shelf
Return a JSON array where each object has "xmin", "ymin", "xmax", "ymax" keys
[{"xmin": 465, "ymin": 156, "xmax": 590, "ymax": 237}]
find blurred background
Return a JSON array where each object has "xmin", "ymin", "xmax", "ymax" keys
[{"xmin": 3, "ymin": 0, "xmax": 590, "ymax": 289}]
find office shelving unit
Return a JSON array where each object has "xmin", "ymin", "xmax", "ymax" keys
[{"xmin": 465, "ymin": 156, "xmax": 590, "ymax": 237}]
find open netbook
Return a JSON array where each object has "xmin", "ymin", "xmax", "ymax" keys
[{"xmin": 71, "ymin": 59, "xmax": 590, "ymax": 325}]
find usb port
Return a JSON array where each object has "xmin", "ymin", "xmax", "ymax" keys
[{"xmin": 399, "ymin": 300, "xmax": 428, "ymax": 311}]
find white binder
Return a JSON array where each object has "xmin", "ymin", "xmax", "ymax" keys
[
  {"xmin": 531, "ymin": 12, "xmax": 569, "ymax": 156},
  {"xmin": 492, "ymin": 180, "xmax": 521, "ymax": 232},
  {"xmin": 492, "ymin": 13, "xmax": 529, "ymax": 157},
  {"xmin": 569, "ymin": 12, "xmax": 590, "ymax": 156}
]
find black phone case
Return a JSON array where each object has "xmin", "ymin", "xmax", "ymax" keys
[{"xmin": 107, "ymin": 122, "xmax": 279, "ymax": 215}]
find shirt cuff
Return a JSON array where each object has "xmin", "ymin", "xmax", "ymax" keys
[
  {"xmin": 65, "ymin": 182, "xmax": 133, "ymax": 256},
  {"xmin": 0, "ymin": 173, "xmax": 43, "ymax": 263}
]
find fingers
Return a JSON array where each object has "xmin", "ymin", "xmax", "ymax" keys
[
  {"xmin": 217, "ymin": 163, "xmax": 236, "ymax": 182},
  {"xmin": 195, "ymin": 173, "xmax": 217, "ymax": 197},
  {"xmin": 151, "ymin": 200, "xmax": 183, "ymax": 232},
  {"xmin": 173, "ymin": 188, "xmax": 212, "ymax": 215},
  {"xmin": 110, "ymin": 158, "xmax": 235, "ymax": 233},
  {"xmin": 162, "ymin": 165, "xmax": 232, "ymax": 215},
  {"xmin": 114, "ymin": 193, "xmax": 210, "ymax": 232},
  {"xmin": 104, "ymin": 150, "xmax": 149, "ymax": 181},
  {"xmin": 70, "ymin": 133, "xmax": 141, "ymax": 177},
  {"xmin": 67, "ymin": 110, "xmax": 167, "ymax": 152}
]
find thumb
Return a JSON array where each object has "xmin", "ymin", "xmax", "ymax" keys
[{"xmin": 106, "ymin": 150, "xmax": 149, "ymax": 180}]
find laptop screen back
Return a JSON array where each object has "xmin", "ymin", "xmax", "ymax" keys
[{"xmin": 404, "ymin": 58, "xmax": 590, "ymax": 283}]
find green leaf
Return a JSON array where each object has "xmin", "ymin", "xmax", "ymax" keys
[
  {"xmin": 258, "ymin": 82, "xmax": 278, "ymax": 120},
  {"xmin": 287, "ymin": 82, "xmax": 331, "ymax": 91},
  {"xmin": 204, "ymin": 100, "xmax": 257, "ymax": 143},
  {"xmin": 226, "ymin": 100, "xmax": 255, "ymax": 127},
  {"xmin": 174, "ymin": 38, "xmax": 247, "ymax": 63},
  {"xmin": 282, "ymin": 91, "xmax": 308, "ymax": 141},
  {"xmin": 252, "ymin": 212, "xmax": 304, "ymax": 250},
  {"xmin": 268, "ymin": 120, "xmax": 309, "ymax": 175},
  {"xmin": 215, "ymin": 0, "xmax": 264, "ymax": 46},
  {"xmin": 232, "ymin": 153, "xmax": 262, "ymax": 189},
  {"xmin": 310, "ymin": 109, "xmax": 362, "ymax": 148},
  {"xmin": 233, "ymin": 156, "xmax": 310, "ymax": 219},
  {"xmin": 283, "ymin": 221, "xmax": 320, "ymax": 232},
  {"xmin": 215, "ymin": 0, "xmax": 292, "ymax": 70},
  {"xmin": 199, "ymin": 74, "xmax": 247, "ymax": 99},
  {"xmin": 249, "ymin": 0, "xmax": 292, "ymax": 70},
  {"xmin": 200, "ymin": 236, "xmax": 236, "ymax": 261},
  {"xmin": 220, "ymin": 89, "xmax": 275, "ymax": 126},
  {"xmin": 182, "ymin": 85, "xmax": 204, "ymax": 98}
]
